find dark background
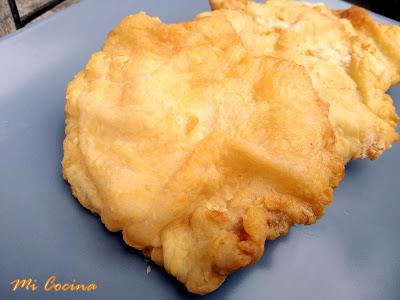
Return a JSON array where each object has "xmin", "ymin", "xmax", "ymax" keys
[{"xmin": 347, "ymin": 0, "xmax": 399, "ymax": 21}]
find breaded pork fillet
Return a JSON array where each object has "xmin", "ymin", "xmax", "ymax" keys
[{"xmin": 63, "ymin": 12, "xmax": 343, "ymax": 294}]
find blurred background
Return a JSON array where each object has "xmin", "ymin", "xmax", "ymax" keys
[
  {"xmin": 0, "ymin": 0, "xmax": 79, "ymax": 37},
  {"xmin": 0, "ymin": 0, "xmax": 399, "ymax": 38},
  {"xmin": 348, "ymin": 0, "xmax": 399, "ymax": 21}
]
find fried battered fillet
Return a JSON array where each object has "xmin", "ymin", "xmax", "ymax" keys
[
  {"xmin": 209, "ymin": 0, "xmax": 400, "ymax": 162},
  {"xmin": 62, "ymin": 12, "xmax": 343, "ymax": 294}
]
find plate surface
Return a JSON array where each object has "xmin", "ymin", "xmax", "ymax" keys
[{"xmin": 0, "ymin": 0, "xmax": 399, "ymax": 299}]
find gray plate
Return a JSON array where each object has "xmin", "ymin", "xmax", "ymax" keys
[{"xmin": 0, "ymin": 0, "xmax": 399, "ymax": 299}]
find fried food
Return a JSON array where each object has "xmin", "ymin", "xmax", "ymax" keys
[
  {"xmin": 62, "ymin": 12, "xmax": 343, "ymax": 294},
  {"xmin": 209, "ymin": 0, "xmax": 400, "ymax": 162}
]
